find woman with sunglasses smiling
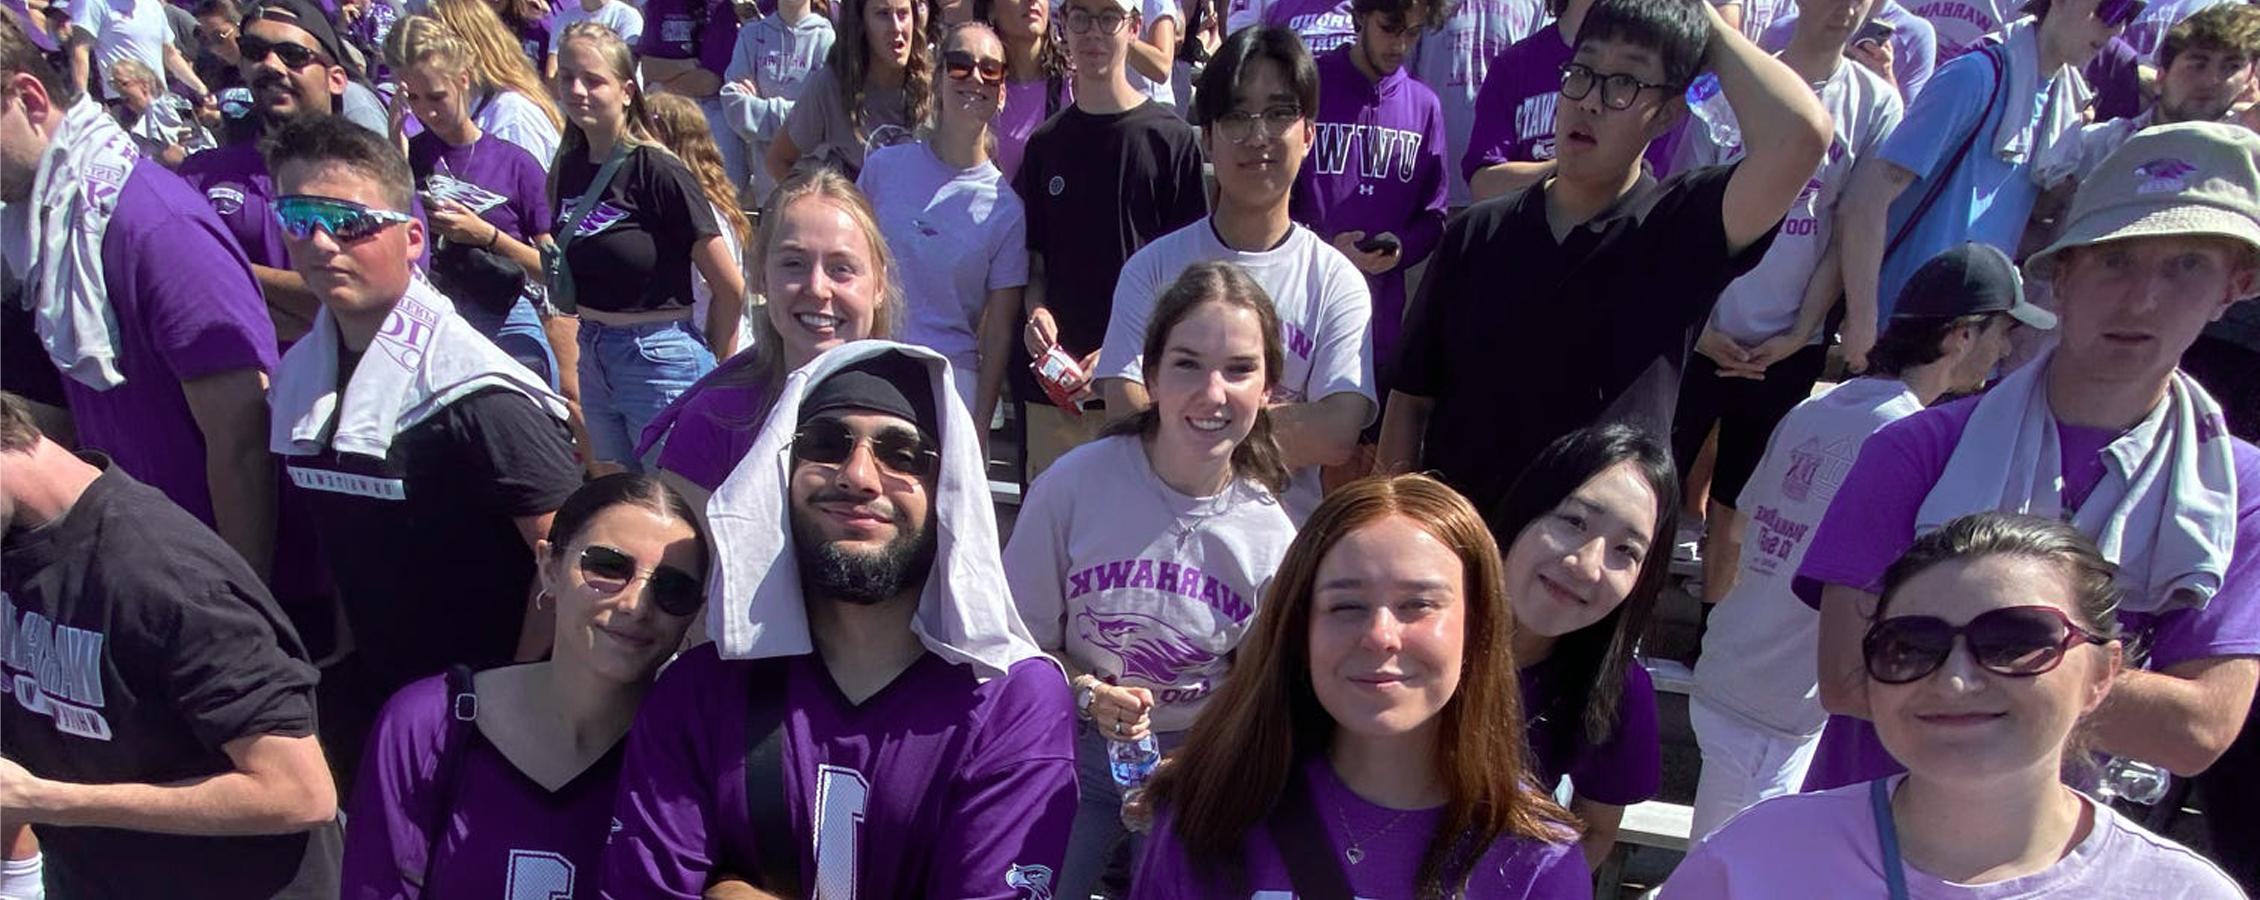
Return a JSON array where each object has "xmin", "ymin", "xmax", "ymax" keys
[
  {"xmin": 339, "ymin": 473, "xmax": 709, "ymax": 899},
  {"xmin": 855, "ymin": 21, "xmax": 1028, "ymax": 444},
  {"xmin": 1664, "ymin": 512, "xmax": 2242, "ymax": 898},
  {"xmin": 1005, "ymin": 262, "xmax": 1297, "ymax": 900},
  {"xmin": 766, "ymin": 0, "xmax": 934, "ymax": 181}
]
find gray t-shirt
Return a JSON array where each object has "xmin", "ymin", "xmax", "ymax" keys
[
  {"xmin": 780, "ymin": 63, "xmax": 912, "ymax": 178},
  {"xmin": 1004, "ymin": 434, "xmax": 1298, "ymax": 734}
]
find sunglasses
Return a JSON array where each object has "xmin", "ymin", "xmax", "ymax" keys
[
  {"xmin": 274, "ymin": 195, "xmax": 416, "ymax": 242},
  {"xmin": 943, "ymin": 50, "xmax": 1007, "ymax": 86},
  {"xmin": 2096, "ymin": 0, "xmax": 2146, "ymax": 28},
  {"xmin": 577, "ymin": 545, "xmax": 704, "ymax": 617},
  {"xmin": 1863, "ymin": 605, "xmax": 2110, "ymax": 685},
  {"xmin": 791, "ymin": 417, "xmax": 939, "ymax": 480},
  {"xmin": 237, "ymin": 34, "xmax": 326, "ymax": 68}
]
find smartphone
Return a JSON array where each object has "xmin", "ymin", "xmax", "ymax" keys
[
  {"xmin": 1354, "ymin": 233, "xmax": 1402, "ymax": 255},
  {"xmin": 1853, "ymin": 18, "xmax": 1894, "ymax": 48}
]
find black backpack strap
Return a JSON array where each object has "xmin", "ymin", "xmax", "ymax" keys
[
  {"xmin": 1266, "ymin": 770, "xmax": 1356, "ymax": 900},
  {"xmin": 1883, "ymin": 43, "xmax": 2009, "ymax": 261},
  {"xmin": 419, "ymin": 664, "xmax": 480, "ymax": 893},
  {"xmin": 744, "ymin": 661, "xmax": 802, "ymax": 898}
]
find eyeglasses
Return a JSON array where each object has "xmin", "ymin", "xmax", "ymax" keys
[
  {"xmin": 1062, "ymin": 7, "xmax": 1130, "ymax": 33},
  {"xmin": 2095, "ymin": 0, "xmax": 2146, "ymax": 28},
  {"xmin": 274, "ymin": 195, "xmax": 416, "ymax": 242},
  {"xmin": 237, "ymin": 34, "xmax": 326, "ymax": 68},
  {"xmin": 1558, "ymin": 61, "xmax": 1678, "ymax": 111},
  {"xmin": 792, "ymin": 417, "xmax": 940, "ymax": 479},
  {"xmin": 577, "ymin": 545, "xmax": 704, "ymax": 617},
  {"xmin": 1863, "ymin": 605, "xmax": 2110, "ymax": 685},
  {"xmin": 1212, "ymin": 104, "xmax": 1304, "ymax": 143},
  {"xmin": 942, "ymin": 49, "xmax": 1006, "ymax": 86}
]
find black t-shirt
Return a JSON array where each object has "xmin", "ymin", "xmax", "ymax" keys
[
  {"xmin": 1395, "ymin": 162, "xmax": 1776, "ymax": 514},
  {"xmin": 1013, "ymin": 100, "xmax": 1209, "ymax": 357},
  {"xmin": 0, "ymin": 455, "xmax": 341, "ymax": 899},
  {"xmin": 282, "ymin": 388, "xmax": 580, "ymax": 695},
  {"xmin": 550, "ymin": 144, "xmax": 721, "ymax": 314}
]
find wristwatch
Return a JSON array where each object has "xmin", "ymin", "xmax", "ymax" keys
[{"xmin": 1074, "ymin": 677, "xmax": 1097, "ymax": 721}]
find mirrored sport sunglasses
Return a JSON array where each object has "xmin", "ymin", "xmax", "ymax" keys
[
  {"xmin": 943, "ymin": 49, "xmax": 1006, "ymax": 86},
  {"xmin": 274, "ymin": 195, "xmax": 416, "ymax": 242},
  {"xmin": 577, "ymin": 545, "xmax": 704, "ymax": 617},
  {"xmin": 1862, "ymin": 605, "xmax": 2110, "ymax": 685},
  {"xmin": 791, "ymin": 417, "xmax": 940, "ymax": 479}
]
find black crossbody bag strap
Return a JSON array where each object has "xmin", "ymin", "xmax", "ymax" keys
[
  {"xmin": 743, "ymin": 661, "xmax": 803, "ymax": 898},
  {"xmin": 1265, "ymin": 772, "xmax": 1356, "ymax": 900},
  {"xmin": 1883, "ymin": 44, "xmax": 2008, "ymax": 260},
  {"xmin": 418, "ymin": 664, "xmax": 480, "ymax": 895}
]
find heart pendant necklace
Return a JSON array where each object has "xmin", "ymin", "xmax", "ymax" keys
[{"xmin": 1337, "ymin": 804, "xmax": 1409, "ymax": 866}]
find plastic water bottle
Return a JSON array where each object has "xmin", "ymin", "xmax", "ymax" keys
[
  {"xmin": 2093, "ymin": 756, "xmax": 2172, "ymax": 806},
  {"xmin": 1685, "ymin": 73, "xmax": 1742, "ymax": 154},
  {"xmin": 1109, "ymin": 734, "xmax": 1161, "ymax": 834}
]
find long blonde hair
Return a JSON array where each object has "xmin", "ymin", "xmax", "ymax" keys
[
  {"xmin": 430, "ymin": 0, "xmax": 564, "ymax": 132},
  {"xmin": 550, "ymin": 21, "xmax": 657, "ymax": 195},
  {"xmin": 643, "ymin": 92, "xmax": 753, "ymax": 248},
  {"xmin": 383, "ymin": 15, "xmax": 471, "ymax": 83}
]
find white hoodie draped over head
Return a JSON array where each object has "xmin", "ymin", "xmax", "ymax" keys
[{"xmin": 704, "ymin": 340, "xmax": 1046, "ymax": 681}]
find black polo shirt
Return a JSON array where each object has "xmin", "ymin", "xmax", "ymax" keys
[
  {"xmin": 1395, "ymin": 162, "xmax": 1776, "ymax": 514},
  {"xmin": 283, "ymin": 387, "xmax": 580, "ymax": 696}
]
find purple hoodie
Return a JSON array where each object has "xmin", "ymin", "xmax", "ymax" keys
[{"xmin": 1291, "ymin": 46, "xmax": 1447, "ymax": 381}]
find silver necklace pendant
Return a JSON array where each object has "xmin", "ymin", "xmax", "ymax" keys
[{"xmin": 1344, "ymin": 846, "xmax": 1365, "ymax": 865}]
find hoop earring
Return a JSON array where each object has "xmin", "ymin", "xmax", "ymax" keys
[{"xmin": 535, "ymin": 590, "xmax": 555, "ymax": 612}]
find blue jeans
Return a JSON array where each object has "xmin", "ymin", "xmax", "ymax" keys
[
  {"xmin": 457, "ymin": 295, "xmax": 557, "ymax": 389},
  {"xmin": 577, "ymin": 317, "xmax": 716, "ymax": 470},
  {"xmin": 1059, "ymin": 723, "xmax": 1185, "ymax": 900}
]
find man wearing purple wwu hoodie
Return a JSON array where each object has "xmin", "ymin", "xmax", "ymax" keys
[{"xmin": 602, "ymin": 343, "xmax": 1079, "ymax": 900}]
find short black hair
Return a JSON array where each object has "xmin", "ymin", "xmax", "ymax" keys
[
  {"xmin": 0, "ymin": 10, "xmax": 79, "ymax": 108},
  {"xmin": 1574, "ymin": 0, "xmax": 1711, "ymax": 88},
  {"xmin": 261, "ymin": 114, "xmax": 416, "ymax": 211},
  {"xmin": 1866, "ymin": 313, "xmax": 1997, "ymax": 376},
  {"xmin": 1192, "ymin": 25, "xmax": 1320, "ymax": 128},
  {"xmin": 1350, "ymin": 0, "xmax": 1455, "ymax": 31}
]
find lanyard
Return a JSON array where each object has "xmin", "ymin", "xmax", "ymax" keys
[{"xmin": 1871, "ymin": 778, "xmax": 1912, "ymax": 900}]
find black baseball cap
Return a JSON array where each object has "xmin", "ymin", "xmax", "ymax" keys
[
  {"xmin": 1890, "ymin": 243, "xmax": 2057, "ymax": 330},
  {"xmin": 243, "ymin": 0, "xmax": 362, "ymax": 80}
]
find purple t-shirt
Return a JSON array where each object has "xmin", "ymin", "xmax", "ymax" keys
[
  {"xmin": 341, "ymin": 672, "xmax": 624, "ymax": 900},
  {"xmin": 514, "ymin": 7, "xmax": 557, "ymax": 75},
  {"xmin": 1791, "ymin": 395, "xmax": 2260, "ymax": 791},
  {"xmin": 1291, "ymin": 48, "xmax": 1448, "ymax": 380},
  {"xmin": 640, "ymin": 354, "xmax": 775, "ymax": 490},
  {"xmin": 995, "ymin": 76, "xmax": 1070, "ymax": 185},
  {"xmin": 409, "ymin": 131, "xmax": 554, "ymax": 243},
  {"xmin": 1130, "ymin": 756, "xmax": 1593, "ymax": 898},
  {"xmin": 179, "ymin": 141, "xmax": 289, "ymax": 270},
  {"xmin": 1522, "ymin": 655, "xmax": 1663, "ymax": 806},
  {"xmin": 636, "ymin": 0, "xmax": 740, "ymax": 76},
  {"xmin": 1263, "ymin": 0, "xmax": 1357, "ymax": 54},
  {"xmin": 599, "ymin": 646, "xmax": 1079, "ymax": 899},
  {"xmin": 65, "ymin": 158, "xmax": 277, "ymax": 526}
]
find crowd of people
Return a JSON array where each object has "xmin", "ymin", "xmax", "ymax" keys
[{"xmin": 0, "ymin": 0, "xmax": 2256, "ymax": 890}]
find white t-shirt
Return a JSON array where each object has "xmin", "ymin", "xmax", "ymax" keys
[
  {"xmin": 1003, "ymin": 433, "xmax": 1298, "ymax": 734},
  {"xmin": 1677, "ymin": 58, "xmax": 1902, "ymax": 345},
  {"xmin": 67, "ymin": 0, "xmax": 169, "ymax": 96},
  {"xmin": 1692, "ymin": 378, "xmax": 1924, "ymax": 738},
  {"xmin": 474, "ymin": 90, "xmax": 562, "ymax": 170},
  {"xmin": 1097, "ymin": 218, "xmax": 1378, "ymax": 521},
  {"xmin": 855, "ymin": 141, "xmax": 1029, "ymax": 411},
  {"xmin": 690, "ymin": 203, "xmax": 752, "ymax": 354},
  {"xmin": 552, "ymin": 0, "xmax": 644, "ymax": 49},
  {"xmin": 1128, "ymin": 0, "xmax": 1180, "ymax": 107}
]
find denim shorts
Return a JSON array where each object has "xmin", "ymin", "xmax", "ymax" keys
[
  {"xmin": 457, "ymin": 295, "xmax": 558, "ymax": 389},
  {"xmin": 577, "ymin": 316, "xmax": 716, "ymax": 469}
]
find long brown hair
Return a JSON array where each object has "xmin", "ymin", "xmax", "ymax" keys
[
  {"xmin": 1145, "ymin": 474, "xmax": 1580, "ymax": 899},
  {"xmin": 1097, "ymin": 261, "xmax": 1290, "ymax": 497},
  {"xmin": 830, "ymin": 0, "xmax": 935, "ymax": 146},
  {"xmin": 643, "ymin": 92, "xmax": 754, "ymax": 247},
  {"xmin": 431, "ymin": 0, "xmax": 564, "ymax": 132},
  {"xmin": 974, "ymin": 0, "xmax": 1067, "ymax": 113}
]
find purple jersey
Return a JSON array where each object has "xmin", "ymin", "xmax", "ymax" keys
[
  {"xmin": 637, "ymin": 0, "xmax": 740, "ymax": 76},
  {"xmin": 1791, "ymin": 396, "xmax": 2260, "ymax": 791},
  {"xmin": 1131, "ymin": 757, "xmax": 1593, "ymax": 898},
  {"xmin": 63, "ymin": 158, "xmax": 277, "ymax": 526},
  {"xmin": 640, "ymin": 354, "xmax": 776, "ymax": 489},
  {"xmin": 179, "ymin": 141, "xmax": 290, "ymax": 270},
  {"xmin": 1292, "ymin": 48, "xmax": 1448, "ymax": 379},
  {"xmin": 1522, "ymin": 656, "xmax": 1663, "ymax": 806},
  {"xmin": 409, "ymin": 132, "xmax": 554, "ymax": 243},
  {"xmin": 600, "ymin": 647, "xmax": 1079, "ymax": 899},
  {"xmin": 342, "ymin": 672, "xmax": 624, "ymax": 900}
]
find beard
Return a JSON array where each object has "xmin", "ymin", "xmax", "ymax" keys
[{"xmin": 789, "ymin": 498, "xmax": 938, "ymax": 607}]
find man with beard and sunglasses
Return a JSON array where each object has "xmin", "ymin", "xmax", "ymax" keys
[
  {"xmin": 603, "ymin": 343, "xmax": 1078, "ymax": 900},
  {"xmin": 177, "ymin": 0, "xmax": 391, "ymax": 344},
  {"xmin": 259, "ymin": 115, "xmax": 580, "ymax": 786},
  {"xmin": 1794, "ymin": 122, "xmax": 2260, "ymax": 843}
]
